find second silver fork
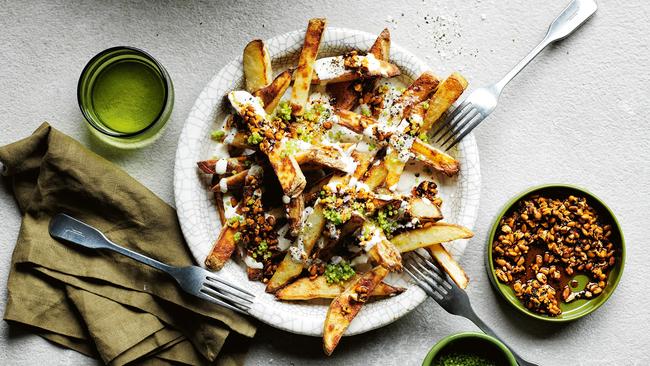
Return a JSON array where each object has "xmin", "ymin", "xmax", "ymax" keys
[
  {"xmin": 405, "ymin": 251, "xmax": 538, "ymax": 366},
  {"xmin": 431, "ymin": 0, "xmax": 598, "ymax": 150}
]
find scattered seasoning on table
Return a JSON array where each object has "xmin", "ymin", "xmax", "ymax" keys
[{"xmin": 435, "ymin": 352, "xmax": 497, "ymax": 366}]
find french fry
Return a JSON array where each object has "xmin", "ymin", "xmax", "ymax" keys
[
  {"xmin": 243, "ymin": 39, "xmax": 273, "ymax": 93},
  {"xmin": 362, "ymin": 162, "xmax": 388, "ymax": 190},
  {"xmin": 276, "ymin": 274, "xmax": 404, "ymax": 300},
  {"xmin": 266, "ymin": 205, "xmax": 327, "ymax": 292},
  {"xmin": 312, "ymin": 56, "xmax": 400, "ymax": 85},
  {"xmin": 290, "ymin": 18, "xmax": 327, "ymax": 116},
  {"xmin": 421, "ymin": 72, "xmax": 468, "ymax": 133},
  {"xmin": 428, "ymin": 243, "xmax": 469, "ymax": 289},
  {"xmin": 333, "ymin": 108, "xmax": 375, "ymax": 133},
  {"xmin": 393, "ymin": 71, "xmax": 440, "ymax": 117},
  {"xmin": 391, "ymin": 222, "xmax": 473, "ymax": 253},
  {"xmin": 214, "ymin": 191, "xmax": 226, "ymax": 226},
  {"xmin": 351, "ymin": 150, "xmax": 376, "ymax": 179},
  {"xmin": 410, "ymin": 138, "xmax": 460, "ymax": 177},
  {"xmin": 361, "ymin": 221, "xmax": 402, "ymax": 271},
  {"xmin": 204, "ymin": 226, "xmax": 238, "ymax": 270},
  {"xmin": 266, "ymin": 145, "xmax": 307, "ymax": 197},
  {"xmin": 328, "ymin": 28, "xmax": 391, "ymax": 110},
  {"xmin": 210, "ymin": 170, "xmax": 248, "ymax": 193},
  {"xmin": 323, "ymin": 266, "xmax": 389, "ymax": 355},
  {"xmin": 334, "ymin": 109, "xmax": 460, "ymax": 177},
  {"xmin": 369, "ymin": 28, "xmax": 391, "ymax": 62},
  {"xmin": 286, "ymin": 195, "xmax": 304, "ymax": 237},
  {"xmin": 383, "ymin": 71, "xmax": 440, "ymax": 188},
  {"xmin": 253, "ymin": 69, "xmax": 292, "ymax": 113},
  {"xmin": 197, "ymin": 157, "xmax": 251, "ymax": 175},
  {"xmin": 408, "ymin": 197, "xmax": 443, "ymax": 222}
]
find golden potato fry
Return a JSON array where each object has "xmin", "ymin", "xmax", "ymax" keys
[
  {"xmin": 323, "ymin": 266, "xmax": 388, "ymax": 355},
  {"xmin": 243, "ymin": 39, "xmax": 273, "ymax": 93},
  {"xmin": 311, "ymin": 56, "xmax": 400, "ymax": 84},
  {"xmin": 391, "ymin": 222, "xmax": 473, "ymax": 253},
  {"xmin": 266, "ymin": 205, "xmax": 327, "ymax": 292},
  {"xmin": 204, "ymin": 226, "xmax": 237, "ymax": 271},
  {"xmin": 408, "ymin": 197, "xmax": 443, "ymax": 222},
  {"xmin": 410, "ymin": 138, "xmax": 460, "ymax": 177},
  {"xmin": 287, "ymin": 195, "xmax": 305, "ymax": 237},
  {"xmin": 361, "ymin": 222, "xmax": 402, "ymax": 271},
  {"xmin": 253, "ymin": 69, "xmax": 292, "ymax": 113},
  {"xmin": 428, "ymin": 243, "xmax": 469, "ymax": 289},
  {"xmin": 421, "ymin": 72, "xmax": 468, "ymax": 133},
  {"xmin": 290, "ymin": 18, "xmax": 327, "ymax": 116},
  {"xmin": 276, "ymin": 275, "xmax": 404, "ymax": 300},
  {"xmin": 328, "ymin": 28, "xmax": 391, "ymax": 110}
]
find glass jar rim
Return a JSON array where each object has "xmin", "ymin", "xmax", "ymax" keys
[{"xmin": 77, "ymin": 46, "xmax": 172, "ymax": 138}]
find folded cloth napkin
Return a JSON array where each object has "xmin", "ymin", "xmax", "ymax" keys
[{"xmin": 0, "ymin": 123, "xmax": 256, "ymax": 365}]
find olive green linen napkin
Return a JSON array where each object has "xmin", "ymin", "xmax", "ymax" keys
[{"xmin": 0, "ymin": 123, "xmax": 256, "ymax": 365}]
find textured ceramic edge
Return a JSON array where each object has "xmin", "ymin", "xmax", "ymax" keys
[
  {"xmin": 485, "ymin": 184, "xmax": 626, "ymax": 322},
  {"xmin": 421, "ymin": 331, "xmax": 518, "ymax": 366},
  {"xmin": 173, "ymin": 27, "xmax": 481, "ymax": 336}
]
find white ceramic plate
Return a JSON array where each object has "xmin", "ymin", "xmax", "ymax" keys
[{"xmin": 174, "ymin": 27, "xmax": 481, "ymax": 336}]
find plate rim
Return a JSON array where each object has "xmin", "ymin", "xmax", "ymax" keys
[{"xmin": 173, "ymin": 26, "xmax": 482, "ymax": 336}]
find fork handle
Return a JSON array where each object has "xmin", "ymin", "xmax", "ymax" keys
[
  {"xmin": 494, "ymin": 0, "xmax": 597, "ymax": 93},
  {"xmin": 49, "ymin": 213, "xmax": 176, "ymax": 276},
  {"xmin": 465, "ymin": 309, "xmax": 537, "ymax": 366}
]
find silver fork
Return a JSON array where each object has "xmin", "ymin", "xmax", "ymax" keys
[
  {"xmin": 431, "ymin": 0, "xmax": 598, "ymax": 150},
  {"xmin": 48, "ymin": 213, "xmax": 254, "ymax": 314},
  {"xmin": 405, "ymin": 252, "xmax": 538, "ymax": 366}
]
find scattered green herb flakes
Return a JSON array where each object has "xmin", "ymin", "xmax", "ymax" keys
[
  {"xmin": 276, "ymin": 101, "xmax": 292, "ymax": 121},
  {"xmin": 324, "ymin": 261, "xmax": 356, "ymax": 284},
  {"xmin": 418, "ymin": 132, "xmax": 429, "ymax": 142},
  {"xmin": 252, "ymin": 240, "xmax": 272, "ymax": 260},
  {"xmin": 323, "ymin": 208, "xmax": 346, "ymax": 225},
  {"xmin": 376, "ymin": 208, "xmax": 398, "ymax": 236},
  {"xmin": 247, "ymin": 131, "xmax": 263, "ymax": 145},
  {"xmin": 360, "ymin": 104, "xmax": 371, "ymax": 117},
  {"xmin": 434, "ymin": 352, "xmax": 497, "ymax": 366},
  {"xmin": 210, "ymin": 130, "xmax": 226, "ymax": 142},
  {"xmin": 233, "ymin": 231, "xmax": 242, "ymax": 243},
  {"xmin": 421, "ymin": 101, "xmax": 430, "ymax": 110}
]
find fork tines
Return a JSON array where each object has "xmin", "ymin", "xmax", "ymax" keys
[
  {"xmin": 430, "ymin": 100, "xmax": 483, "ymax": 151},
  {"xmin": 404, "ymin": 251, "xmax": 454, "ymax": 300},
  {"xmin": 200, "ymin": 275, "xmax": 255, "ymax": 314}
]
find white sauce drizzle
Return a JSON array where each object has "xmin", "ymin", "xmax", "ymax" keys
[
  {"xmin": 219, "ymin": 178, "xmax": 228, "ymax": 193},
  {"xmin": 214, "ymin": 159, "xmax": 228, "ymax": 175}
]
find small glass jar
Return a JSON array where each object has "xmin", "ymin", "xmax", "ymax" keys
[{"xmin": 78, "ymin": 46, "xmax": 174, "ymax": 149}]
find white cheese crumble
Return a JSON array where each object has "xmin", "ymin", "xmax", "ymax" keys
[
  {"xmin": 282, "ymin": 195, "xmax": 291, "ymax": 204},
  {"xmin": 218, "ymin": 178, "xmax": 228, "ymax": 193}
]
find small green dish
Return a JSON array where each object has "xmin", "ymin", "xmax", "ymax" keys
[
  {"xmin": 422, "ymin": 331, "xmax": 517, "ymax": 366},
  {"xmin": 486, "ymin": 184, "xmax": 625, "ymax": 322}
]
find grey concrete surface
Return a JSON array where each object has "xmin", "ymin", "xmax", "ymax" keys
[{"xmin": 1, "ymin": 0, "xmax": 649, "ymax": 365}]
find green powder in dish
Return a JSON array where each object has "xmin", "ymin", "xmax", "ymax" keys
[
  {"xmin": 91, "ymin": 60, "xmax": 165, "ymax": 134},
  {"xmin": 435, "ymin": 352, "xmax": 498, "ymax": 366}
]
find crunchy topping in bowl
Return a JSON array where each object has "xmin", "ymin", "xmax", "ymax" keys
[{"xmin": 493, "ymin": 194, "xmax": 618, "ymax": 316}]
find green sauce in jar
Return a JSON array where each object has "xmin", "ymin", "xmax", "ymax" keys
[{"xmin": 91, "ymin": 59, "xmax": 166, "ymax": 134}]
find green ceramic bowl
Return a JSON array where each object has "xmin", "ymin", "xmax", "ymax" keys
[
  {"xmin": 422, "ymin": 332, "xmax": 517, "ymax": 366},
  {"xmin": 486, "ymin": 184, "xmax": 625, "ymax": 322}
]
